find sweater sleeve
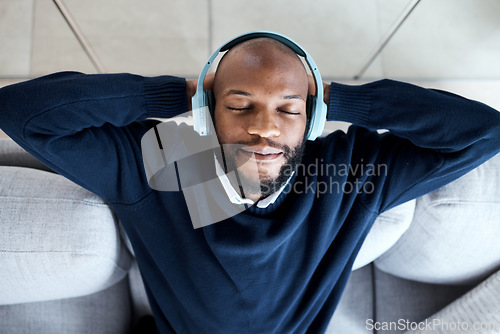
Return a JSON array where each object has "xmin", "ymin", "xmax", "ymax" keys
[
  {"xmin": 327, "ymin": 79, "xmax": 500, "ymax": 212},
  {"xmin": 0, "ymin": 71, "xmax": 189, "ymax": 204}
]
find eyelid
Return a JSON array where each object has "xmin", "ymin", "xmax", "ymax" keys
[
  {"xmin": 225, "ymin": 106, "xmax": 302, "ymax": 115},
  {"xmin": 278, "ymin": 109, "xmax": 301, "ymax": 115},
  {"xmin": 226, "ymin": 106, "xmax": 251, "ymax": 111}
]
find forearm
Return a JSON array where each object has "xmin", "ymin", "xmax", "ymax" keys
[
  {"xmin": 0, "ymin": 72, "xmax": 189, "ymax": 202},
  {"xmin": 325, "ymin": 79, "xmax": 500, "ymax": 212},
  {"xmin": 0, "ymin": 71, "xmax": 188, "ymax": 145},
  {"xmin": 327, "ymin": 79, "xmax": 500, "ymax": 154}
]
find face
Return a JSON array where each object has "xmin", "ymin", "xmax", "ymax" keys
[{"xmin": 213, "ymin": 47, "xmax": 308, "ymax": 200}]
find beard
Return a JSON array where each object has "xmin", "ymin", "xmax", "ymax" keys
[{"xmin": 215, "ymin": 136, "xmax": 307, "ymax": 199}]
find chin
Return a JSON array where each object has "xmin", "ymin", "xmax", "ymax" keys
[
  {"xmin": 216, "ymin": 137, "xmax": 307, "ymax": 198},
  {"xmin": 238, "ymin": 158, "xmax": 283, "ymax": 181}
]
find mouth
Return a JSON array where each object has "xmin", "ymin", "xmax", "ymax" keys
[{"xmin": 239, "ymin": 146, "xmax": 284, "ymax": 161}]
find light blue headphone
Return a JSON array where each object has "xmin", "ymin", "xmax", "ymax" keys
[{"xmin": 191, "ymin": 31, "xmax": 327, "ymax": 141}]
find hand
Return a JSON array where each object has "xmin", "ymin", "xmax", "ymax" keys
[{"xmin": 186, "ymin": 72, "xmax": 215, "ymax": 111}]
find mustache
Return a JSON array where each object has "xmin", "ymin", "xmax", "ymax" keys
[{"xmin": 226, "ymin": 138, "xmax": 292, "ymax": 155}]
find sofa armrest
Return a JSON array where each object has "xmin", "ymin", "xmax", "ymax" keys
[
  {"xmin": 0, "ymin": 138, "xmax": 52, "ymax": 172},
  {"xmin": 353, "ymin": 199, "xmax": 415, "ymax": 270},
  {"xmin": 375, "ymin": 153, "xmax": 500, "ymax": 285},
  {"xmin": 0, "ymin": 165, "xmax": 132, "ymax": 304}
]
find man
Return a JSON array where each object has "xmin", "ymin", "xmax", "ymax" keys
[
  {"xmin": 209, "ymin": 37, "xmax": 310, "ymax": 202},
  {"xmin": 1, "ymin": 33, "xmax": 499, "ymax": 333}
]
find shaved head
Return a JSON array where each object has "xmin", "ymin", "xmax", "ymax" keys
[
  {"xmin": 213, "ymin": 38, "xmax": 307, "ymax": 96},
  {"xmin": 220, "ymin": 37, "xmax": 301, "ymax": 63}
]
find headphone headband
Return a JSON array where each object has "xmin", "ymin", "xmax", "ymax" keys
[{"xmin": 192, "ymin": 31, "xmax": 327, "ymax": 140}]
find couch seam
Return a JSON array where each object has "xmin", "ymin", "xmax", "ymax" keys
[
  {"xmin": 413, "ymin": 199, "xmax": 500, "ymax": 224},
  {"xmin": 0, "ymin": 250, "xmax": 113, "ymax": 255},
  {"xmin": 0, "ymin": 195, "xmax": 107, "ymax": 206},
  {"xmin": 420, "ymin": 198, "xmax": 500, "ymax": 206}
]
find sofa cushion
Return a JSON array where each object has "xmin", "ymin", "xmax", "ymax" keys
[
  {"xmin": 374, "ymin": 153, "xmax": 500, "ymax": 284},
  {"xmin": 0, "ymin": 138, "xmax": 52, "ymax": 172},
  {"xmin": 373, "ymin": 267, "xmax": 473, "ymax": 334},
  {"xmin": 352, "ymin": 199, "xmax": 415, "ymax": 270},
  {"xmin": 0, "ymin": 166, "xmax": 132, "ymax": 304},
  {"xmin": 403, "ymin": 269, "xmax": 500, "ymax": 334},
  {"xmin": 0, "ymin": 279, "xmax": 132, "ymax": 334},
  {"xmin": 325, "ymin": 264, "xmax": 375, "ymax": 333}
]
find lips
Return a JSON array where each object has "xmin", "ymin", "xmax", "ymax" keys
[{"xmin": 240, "ymin": 146, "xmax": 283, "ymax": 161}]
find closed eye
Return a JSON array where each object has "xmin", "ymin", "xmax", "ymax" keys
[
  {"xmin": 226, "ymin": 106, "xmax": 251, "ymax": 111},
  {"xmin": 278, "ymin": 110, "xmax": 301, "ymax": 115},
  {"xmin": 226, "ymin": 106, "xmax": 301, "ymax": 115}
]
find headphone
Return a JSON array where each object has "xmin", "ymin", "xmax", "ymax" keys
[
  {"xmin": 191, "ymin": 31, "xmax": 327, "ymax": 141},
  {"xmin": 141, "ymin": 31, "xmax": 328, "ymax": 193}
]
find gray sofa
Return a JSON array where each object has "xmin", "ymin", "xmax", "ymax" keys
[{"xmin": 1, "ymin": 136, "xmax": 499, "ymax": 334}]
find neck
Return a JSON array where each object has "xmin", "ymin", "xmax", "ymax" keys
[
  {"xmin": 243, "ymin": 191, "xmax": 265, "ymax": 202},
  {"xmin": 228, "ymin": 178, "xmax": 263, "ymax": 202}
]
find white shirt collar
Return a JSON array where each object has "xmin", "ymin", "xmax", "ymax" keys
[{"xmin": 214, "ymin": 156, "xmax": 293, "ymax": 209}]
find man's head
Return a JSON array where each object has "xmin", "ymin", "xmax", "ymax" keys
[{"xmin": 212, "ymin": 38, "xmax": 309, "ymax": 201}]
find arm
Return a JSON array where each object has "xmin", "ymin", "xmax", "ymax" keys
[
  {"xmin": 326, "ymin": 79, "xmax": 500, "ymax": 212},
  {"xmin": 0, "ymin": 71, "xmax": 189, "ymax": 204}
]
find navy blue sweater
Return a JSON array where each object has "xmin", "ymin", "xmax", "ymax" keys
[{"xmin": 1, "ymin": 72, "xmax": 499, "ymax": 333}]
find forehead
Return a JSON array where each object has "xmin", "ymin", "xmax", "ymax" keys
[{"xmin": 214, "ymin": 45, "xmax": 308, "ymax": 96}]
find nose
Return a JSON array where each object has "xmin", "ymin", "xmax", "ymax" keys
[{"xmin": 247, "ymin": 110, "xmax": 280, "ymax": 138}]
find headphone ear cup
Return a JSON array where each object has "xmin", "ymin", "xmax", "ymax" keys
[
  {"xmin": 306, "ymin": 95, "xmax": 314, "ymax": 117},
  {"xmin": 306, "ymin": 95, "xmax": 315, "ymax": 138},
  {"xmin": 206, "ymin": 90, "xmax": 216, "ymax": 115}
]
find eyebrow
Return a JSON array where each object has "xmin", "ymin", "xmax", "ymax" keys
[
  {"xmin": 224, "ymin": 90, "xmax": 304, "ymax": 101},
  {"xmin": 283, "ymin": 94, "xmax": 304, "ymax": 101},
  {"xmin": 224, "ymin": 90, "xmax": 251, "ymax": 97}
]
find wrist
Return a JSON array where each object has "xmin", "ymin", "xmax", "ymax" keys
[
  {"xmin": 323, "ymin": 82, "xmax": 330, "ymax": 105},
  {"xmin": 186, "ymin": 79, "xmax": 197, "ymax": 111}
]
